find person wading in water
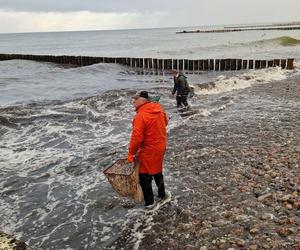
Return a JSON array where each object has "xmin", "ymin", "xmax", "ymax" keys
[
  {"xmin": 128, "ymin": 91, "xmax": 170, "ymax": 209},
  {"xmin": 171, "ymin": 70, "xmax": 191, "ymax": 108}
]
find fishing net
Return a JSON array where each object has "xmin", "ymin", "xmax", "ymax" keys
[{"xmin": 103, "ymin": 159, "xmax": 143, "ymax": 203}]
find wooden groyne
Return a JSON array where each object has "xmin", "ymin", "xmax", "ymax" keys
[
  {"xmin": 176, "ymin": 26, "xmax": 300, "ymax": 34},
  {"xmin": 0, "ymin": 53, "xmax": 294, "ymax": 71},
  {"xmin": 225, "ymin": 21, "xmax": 300, "ymax": 29}
]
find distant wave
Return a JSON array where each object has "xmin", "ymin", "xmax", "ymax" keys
[
  {"xmin": 246, "ymin": 36, "xmax": 300, "ymax": 47},
  {"xmin": 164, "ymin": 36, "xmax": 300, "ymax": 57},
  {"xmin": 219, "ymin": 36, "xmax": 300, "ymax": 49}
]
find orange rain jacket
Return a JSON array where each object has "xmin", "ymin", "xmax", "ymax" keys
[{"xmin": 128, "ymin": 102, "xmax": 168, "ymax": 175}]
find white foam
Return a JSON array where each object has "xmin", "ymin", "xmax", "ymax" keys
[{"xmin": 195, "ymin": 66, "xmax": 299, "ymax": 95}]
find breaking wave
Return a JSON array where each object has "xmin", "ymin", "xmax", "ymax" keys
[
  {"xmin": 246, "ymin": 36, "xmax": 300, "ymax": 47},
  {"xmin": 194, "ymin": 61, "xmax": 300, "ymax": 95}
]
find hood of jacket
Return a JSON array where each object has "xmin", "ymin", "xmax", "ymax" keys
[{"xmin": 136, "ymin": 102, "xmax": 164, "ymax": 114}]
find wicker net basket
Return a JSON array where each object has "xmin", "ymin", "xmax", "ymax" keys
[{"xmin": 103, "ymin": 159, "xmax": 143, "ymax": 203}]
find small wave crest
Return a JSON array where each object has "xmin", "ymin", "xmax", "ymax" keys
[{"xmin": 246, "ymin": 36, "xmax": 300, "ymax": 47}]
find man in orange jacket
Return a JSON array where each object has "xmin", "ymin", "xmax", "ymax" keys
[{"xmin": 128, "ymin": 91, "xmax": 169, "ymax": 209}]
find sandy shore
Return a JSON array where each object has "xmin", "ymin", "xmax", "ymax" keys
[{"xmin": 109, "ymin": 74, "xmax": 300, "ymax": 249}]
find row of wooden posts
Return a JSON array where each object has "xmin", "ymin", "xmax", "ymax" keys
[
  {"xmin": 177, "ymin": 26, "xmax": 300, "ymax": 34},
  {"xmin": 0, "ymin": 53, "xmax": 294, "ymax": 71}
]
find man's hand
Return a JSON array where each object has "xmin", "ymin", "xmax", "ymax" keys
[{"xmin": 127, "ymin": 153, "xmax": 134, "ymax": 163}]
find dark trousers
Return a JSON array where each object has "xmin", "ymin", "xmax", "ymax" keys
[
  {"xmin": 139, "ymin": 173, "xmax": 166, "ymax": 206},
  {"xmin": 176, "ymin": 95, "xmax": 189, "ymax": 107}
]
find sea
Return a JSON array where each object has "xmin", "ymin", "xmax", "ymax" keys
[{"xmin": 0, "ymin": 25, "xmax": 300, "ymax": 249}]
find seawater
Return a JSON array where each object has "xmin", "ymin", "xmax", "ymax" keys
[
  {"xmin": 1, "ymin": 26, "xmax": 300, "ymax": 59},
  {"xmin": 0, "ymin": 25, "xmax": 300, "ymax": 249}
]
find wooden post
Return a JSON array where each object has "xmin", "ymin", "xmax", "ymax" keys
[
  {"xmin": 84, "ymin": 56, "xmax": 90, "ymax": 66},
  {"xmin": 287, "ymin": 58, "xmax": 294, "ymax": 70},
  {"xmin": 280, "ymin": 59, "xmax": 286, "ymax": 69},
  {"xmin": 164, "ymin": 59, "xmax": 171, "ymax": 70},
  {"xmin": 173, "ymin": 59, "xmax": 178, "ymax": 70},
  {"xmin": 47, "ymin": 55, "xmax": 52, "ymax": 63},
  {"xmin": 242, "ymin": 60, "xmax": 248, "ymax": 69},
  {"xmin": 143, "ymin": 58, "xmax": 149, "ymax": 68},
  {"xmin": 203, "ymin": 59, "xmax": 209, "ymax": 71},
  {"xmin": 148, "ymin": 58, "xmax": 153, "ymax": 69},
  {"xmin": 68, "ymin": 56, "xmax": 74, "ymax": 65},
  {"xmin": 225, "ymin": 59, "xmax": 230, "ymax": 70},
  {"xmin": 130, "ymin": 58, "xmax": 135, "ymax": 67},
  {"xmin": 215, "ymin": 59, "xmax": 220, "ymax": 71},
  {"xmin": 91, "ymin": 57, "xmax": 97, "ymax": 64},
  {"xmin": 188, "ymin": 60, "xmax": 193, "ymax": 71},
  {"xmin": 255, "ymin": 60, "xmax": 261, "ymax": 69},
  {"xmin": 139, "ymin": 58, "xmax": 144, "ymax": 68},
  {"xmin": 198, "ymin": 60, "xmax": 203, "ymax": 71},
  {"xmin": 137, "ymin": 58, "xmax": 141, "ymax": 67},
  {"xmin": 162, "ymin": 59, "xmax": 167, "ymax": 70},
  {"xmin": 261, "ymin": 60, "xmax": 266, "ymax": 68},
  {"xmin": 80, "ymin": 56, "xmax": 84, "ymax": 66},
  {"xmin": 89, "ymin": 56, "xmax": 94, "ymax": 65},
  {"xmin": 274, "ymin": 59, "xmax": 280, "ymax": 67},
  {"xmin": 120, "ymin": 57, "xmax": 126, "ymax": 65},
  {"xmin": 153, "ymin": 59, "xmax": 158, "ymax": 69},
  {"xmin": 230, "ymin": 59, "xmax": 236, "ymax": 70},
  {"xmin": 104, "ymin": 57, "xmax": 109, "ymax": 64},
  {"xmin": 66, "ymin": 56, "xmax": 70, "ymax": 64},
  {"xmin": 184, "ymin": 59, "xmax": 189, "ymax": 70},
  {"xmin": 237, "ymin": 59, "xmax": 242, "ymax": 70},
  {"xmin": 129, "ymin": 57, "xmax": 135, "ymax": 67},
  {"xmin": 193, "ymin": 60, "xmax": 199, "ymax": 71},
  {"xmin": 0, "ymin": 54, "xmax": 6, "ymax": 60},
  {"xmin": 76, "ymin": 56, "xmax": 82, "ymax": 66},
  {"xmin": 179, "ymin": 59, "xmax": 183, "ymax": 70},
  {"xmin": 167, "ymin": 59, "xmax": 172, "ymax": 70},
  {"xmin": 267, "ymin": 60, "xmax": 274, "ymax": 68},
  {"xmin": 158, "ymin": 59, "xmax": 163, "ymax": 69},
  {"xmin": 64, "ymin": 55, "xmax": 69, "ymax": 64},
  {"xmin": 249, "ymin": 60, "xmax": 254, "ymax": 69},
  {"xmin": 82, "ymin": 56, "xmax": 88, "ymax": 66},
  {"xmin": 209, "ymin": 59, "xmax": 214, "ymax": 70},
  {"xmin": 220, "ymin": 59, "xmax": 225, "ymax": 71}
]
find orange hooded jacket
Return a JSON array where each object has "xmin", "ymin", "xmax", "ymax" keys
[{"xmin": 129, "ymin": 102, "xmax": 168, "ymax": 175}]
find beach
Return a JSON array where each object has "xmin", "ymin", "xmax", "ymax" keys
[
  {"xmin": 0, "ymin": 26, "xmax": 300, "ymax": 249},
  {"xmin": 107, "ymin": 75, "xmax": 300, "ymax": 249}
]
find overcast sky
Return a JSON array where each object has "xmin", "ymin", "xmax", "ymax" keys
[{"xmin": 0, "ymin": 0, "xmax": 299, "ymax": 33}]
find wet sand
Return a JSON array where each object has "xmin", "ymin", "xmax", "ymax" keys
[{"xmin": 109, "ymin": 75, "xmax": 300, "ymax": 249}]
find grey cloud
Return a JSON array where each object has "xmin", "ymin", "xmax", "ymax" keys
[{"xmin": 0, "ymin": 0, "xmax": 178, "ymax": 12}]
